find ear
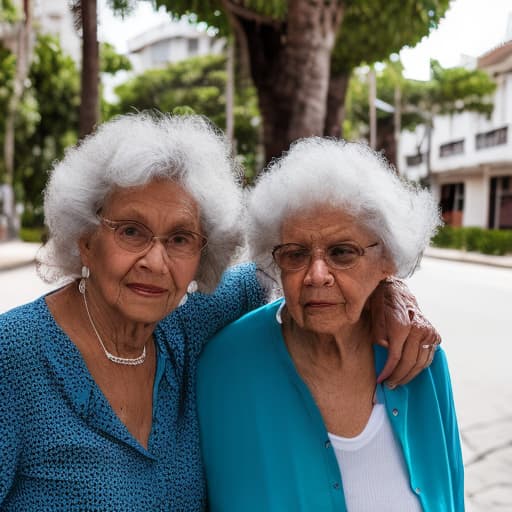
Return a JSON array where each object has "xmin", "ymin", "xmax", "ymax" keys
[
  {"xmin": 78, "ymin": 233, "xmax": 93, "ymax": 268},
  {"xmin": 380, "ymin": 255, "xmax": 396, "ymax": 279}
]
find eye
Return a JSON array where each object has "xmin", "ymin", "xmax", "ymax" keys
[
  {"xmin": 167, "ymin": 231, "xmax": 196, "ymax": 248},
  {"xmin": 280, "ymin": 246, "xmax": 310, "ymax": 267},
  {"xmin": 329, "ymin": 244, "xmax": 360, "ymax": 264},
  {"xmin": 117, "ymin": 222, "xmax": 149, "ymax": 244}
]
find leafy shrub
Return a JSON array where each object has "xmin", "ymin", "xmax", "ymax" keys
[{"xmin": 431, "ymin": 226, "xmax": 512, "ymax": 255}]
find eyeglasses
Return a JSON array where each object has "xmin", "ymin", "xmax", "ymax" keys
[
  {"xmin": 272, "ymin": 241, "xmax": 379, "ymax": 271},
  {"xmin": 99, "ymin": 216, "xmax": 207, "ymax": 258}
]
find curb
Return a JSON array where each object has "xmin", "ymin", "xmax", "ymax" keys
[{"xmin": 424, "ymin": 247, "xmax": 512, "ymax": 269}]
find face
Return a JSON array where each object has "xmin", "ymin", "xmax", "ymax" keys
[
  {"xmin": 79, "ymin": 179, "xmax": 203, "ymax": 325},
  {"xmin": 279, "ymin": 207, "xmax": 392, "ymax": 335}
]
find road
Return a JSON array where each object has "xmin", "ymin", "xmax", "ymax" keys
[
  {"xmin": 406, "ymin": 258, "xmax": 512, "ymax": 511},
  {"xmin": 0, "ymin": 257, "xmax": 511, "ymax": 510}
]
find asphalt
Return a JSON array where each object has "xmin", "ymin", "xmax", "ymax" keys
[{"xmin": 1, "ymin": 239, "xmax": 512, "ymax": 272}]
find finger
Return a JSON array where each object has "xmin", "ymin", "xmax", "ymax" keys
[
  {"xmin": 384, "ymin": 327, "xmax": 425, "ymax": 387},
  {"xmin": 392, "ymin": 330, "xmax": 438, "ymax": 386},
  {"xmin": 376, "ymin": 334, "xmax": 406, "ymax": 383},
  {"xmin": 397, "ymin": 337, "xmax": 438, "ymax": 386}
]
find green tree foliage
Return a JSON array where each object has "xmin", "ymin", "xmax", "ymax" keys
[
  {"xmin": 0, "ymin": 0, "xmax": 19, "ymax": 22},
  {"xmin": 331, "ymin": 1, "xmax": 450, "ymax": 74},
  {"xmin": 345, "ymin": 59, "xmax": 496, "ymax": 171},
  {"xmin": 110, "ymin": 53, "xmax": 260, "ymax": 177},
  {"xmin": 100, "ymin": 41, "xmax": 132, "ymax": 74},
  {"xmin": 14, "ymin": 34, "xmax": 80, "ymax": 225}
]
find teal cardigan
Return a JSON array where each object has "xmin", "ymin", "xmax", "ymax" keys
[{"xmin": 197, "ymin": 299, "xmax": 464, "ymax": 511}]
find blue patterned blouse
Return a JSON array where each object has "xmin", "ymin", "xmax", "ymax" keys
[{"xmin": 0, "ymin": 263, "xmax": 264, "ymax": 511}]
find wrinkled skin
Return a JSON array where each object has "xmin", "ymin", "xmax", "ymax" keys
[{"xmin": 370, "ymin": 277, "xmax": 441, "ymax": 387}]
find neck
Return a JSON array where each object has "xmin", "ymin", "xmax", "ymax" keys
[
  {"xmin": 80, "ymin": 285, "xmax": 154, "ymax": 361},
  {"xmin": 282, "ymin": 307, "xmax": 373, "ymax": 370}
]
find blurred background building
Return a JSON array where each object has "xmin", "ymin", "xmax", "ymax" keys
[{"xmin": 400, "ymin": 17, "xmax": 512, "ymax": 230}]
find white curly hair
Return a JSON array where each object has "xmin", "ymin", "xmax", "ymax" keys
[
  {"xmin": 247, "ymin": 137, "xmax": 442, "ymax": 282},
  {"xmin": 39, "ymin": 112, "xmax": 243, "ymax": 292}
]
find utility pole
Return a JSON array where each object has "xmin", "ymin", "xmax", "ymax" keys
[
  {"xmin": 225, "ymin": 37, "xmax": 235, "ymax": 146},
  {"xmin": 368, "ymin": 66, "xmax": 376, "ymax": 149}
]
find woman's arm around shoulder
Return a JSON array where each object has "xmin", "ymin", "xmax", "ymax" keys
[{"xmin": 173, "ymin": 262, "xmax": 266, "ymax": 351}]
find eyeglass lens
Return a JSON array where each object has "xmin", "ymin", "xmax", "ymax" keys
[
  {"xmin": 113, "ymin": 221, "xmax": 205, "ymax": 256},
  {"xmin": 275, "ymin": 243, "xmax": 363, "ymax": 270}
]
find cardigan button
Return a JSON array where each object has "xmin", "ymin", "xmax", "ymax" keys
[
  {"xmin": 415, "ymin": 487, "xmax": 421, "ymax": 494},
  {"xmin": 333, "ymin": 482, "xmax": 340, "ymax": 490},
  {"xmin": 325, "ymin": 440, "xmax": 331, "ymax": 448},
  {"xmin": 392, "ymin": 408, "xmax": 399, "ymax": 416}
]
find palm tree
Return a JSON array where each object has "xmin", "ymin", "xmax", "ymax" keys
[{"xmin": 71, "ymin": 0, "xmax": 100, "ymax": 138}]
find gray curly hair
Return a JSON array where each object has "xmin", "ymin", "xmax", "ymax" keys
[
  {"xmin": 39, "ymin": 112, "xmax": 243, "ymax": 292},
  {"xmin": 247, "ymin": 137, "xmax": 442, "ymax": 282}
]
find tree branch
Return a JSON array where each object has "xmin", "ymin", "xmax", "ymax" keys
[{"xmin": 222, "ymin": 0, "xmax": 282, "ymax": 28}]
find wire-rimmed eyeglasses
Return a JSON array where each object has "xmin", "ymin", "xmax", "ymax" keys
[
  {"xmin": 272, "ymin": 241, "xmax": 379, "ymax": 271},
  {"xmin": 99, "ymin": 216, "xmax": 207, "ymax": 258}
]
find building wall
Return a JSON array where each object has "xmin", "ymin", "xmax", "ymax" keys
[
  {"xmin": 34, "ymin": 0, "xmax": 81, "ymax": 62},
  {"xmin": 127, "ymin": 22, "xmax": 224, "ymax": 74},
  {"xmin": 400, "ymin": 64, "xmax": 512, "ymax": 230}
]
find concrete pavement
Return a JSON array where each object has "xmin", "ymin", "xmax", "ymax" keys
[{"xmin": 0, "ymin": 240, "xmax": 42, "ymax": 271}]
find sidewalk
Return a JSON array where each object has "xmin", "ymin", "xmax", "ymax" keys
[
  {"xmin": 424, "ymin": 246, "xmax": 512, "ymax": 268},
  {"xmin": 0, "ymin": 240, "xmax": 41, "ymax": 271},
  {"xmin": 1, "ymin": 239, "xmax": 512, "ymax": 271}
]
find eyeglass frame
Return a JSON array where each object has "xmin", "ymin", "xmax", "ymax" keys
[
  {"xmin": 271, "ymin": 240, "xmax": 380, "ymax": 271},
  {"xmin": 97, "ymin": 215, "xmax": 208, "ymax": 258}
]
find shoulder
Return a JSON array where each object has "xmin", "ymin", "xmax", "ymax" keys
[
  {"xmin": 201, "ymin": 301, "xmax": 281, "ymax": 359},
  {"xmin": 0, "ymin": 297, "xmax": 47, "ymax": 357},
  {"xmin": 0, "ymin": 297, "xmax": 51, "ymax": 390},
  {"xmin": 197, "ymin": 303, "xmax": 280, "ymax": 407},
  {"xmin": 198, "ymin": 300, "xmax": 282, "ymax": 370}
]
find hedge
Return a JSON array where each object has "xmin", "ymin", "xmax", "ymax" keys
[{"xmin": 431, "ymin": 226, "xmax": 512, "ymax": 256}]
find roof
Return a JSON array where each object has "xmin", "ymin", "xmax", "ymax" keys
[{"xmin": 477, "ymin": 39, "xmax": 512, "ymax": 72}]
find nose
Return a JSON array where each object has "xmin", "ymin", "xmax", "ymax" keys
[
  {"xmin": 137, "ymin": 238, "xmax": 171, "ymax": 273},
  {"xmin": 304, "ymin": 254, "xmax": 334, "ymax": 286}
]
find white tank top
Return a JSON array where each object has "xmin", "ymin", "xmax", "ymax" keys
[{"xmin": 328, "ymin": 403, "xmax": 422, "ymax": 511}]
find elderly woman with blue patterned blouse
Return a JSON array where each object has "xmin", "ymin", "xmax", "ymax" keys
[
  {"xmin": 0, "ymin": 113, "xmax": 439, "ymax": 511},
  {"xmin": 198, "ymin": 138, "xmax": 464, "ymax": 511}
]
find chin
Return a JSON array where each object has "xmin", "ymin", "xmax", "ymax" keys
[{"xmin": 121, "ymin": 303, "xmax": 173, "ymax": 325}]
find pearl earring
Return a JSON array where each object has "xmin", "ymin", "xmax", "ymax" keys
[
  {"xmin": 178, "ymin": 280, "xmax": 198, "ymax": 308},
  {"xmin": 78, "ymin": 266, "xmax": 90, "ymax": 295}
]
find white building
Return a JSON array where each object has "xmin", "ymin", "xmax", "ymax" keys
[
  {"xmin": 127, "ymin": 21, "xmax": 225, "ymax": 74},
  {"xmin": 33, "ymin": 0, "xmax": 81, "ymax": 62},
  {"xmin": 400, "ymin": 40, "xmax": 512, "ymax": 230}
]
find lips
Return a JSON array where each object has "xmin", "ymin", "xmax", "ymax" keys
[
  {"xmin": 127, "ymin": 283, "xmax": 168, "ymax": 296},
  {"xmin": 304, "ymin": 301, "xmax": 338, "ymax": 308}
]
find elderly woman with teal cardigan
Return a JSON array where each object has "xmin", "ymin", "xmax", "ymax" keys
[{"xmin": 197, "ymin": 138, "xmax": 464, "ymax": 511}]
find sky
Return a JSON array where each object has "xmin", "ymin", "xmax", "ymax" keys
[{"xmin": 98, "ymin": 0, "xmax": 512, "ymax": 81}]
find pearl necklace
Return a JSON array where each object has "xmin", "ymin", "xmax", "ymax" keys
[{"xmin": 82, "ymin": 292, "xmax": 146, "ymax": 366}]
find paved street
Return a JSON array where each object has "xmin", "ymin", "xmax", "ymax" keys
[
  {"xmin": 1, "ymin": 257, "xmax": 511, "ymax": 510},
  {"xmin": 406, "ymin": 258, "xmax": 512, "ymax": 511}
]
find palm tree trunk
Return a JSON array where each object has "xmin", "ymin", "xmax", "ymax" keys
[{"xmin": 79, "ymin": 0, "xmax": 99, "ymax": 138}]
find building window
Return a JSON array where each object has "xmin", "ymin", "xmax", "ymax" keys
[
  {"xmin": 188, "ymin": 38, "xmax": 199, "ymax": 56},
  {"xmin": 439, "ymin": 140, "xmax": 464, "ymax": 158},
  {"xmin": 406, "ymin": 153, "xmax": 425, "ymax": 167},
  {"xmin": 488, "ymin": 176, "xmax": 512, "ymax": 229},
  {"xmin": 440, "ymin": 183, "xmax": 464, "ymax": 226},
  {"xmin": 476, "ymin": 126, "xmax": 508, "ymax": 150}
]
